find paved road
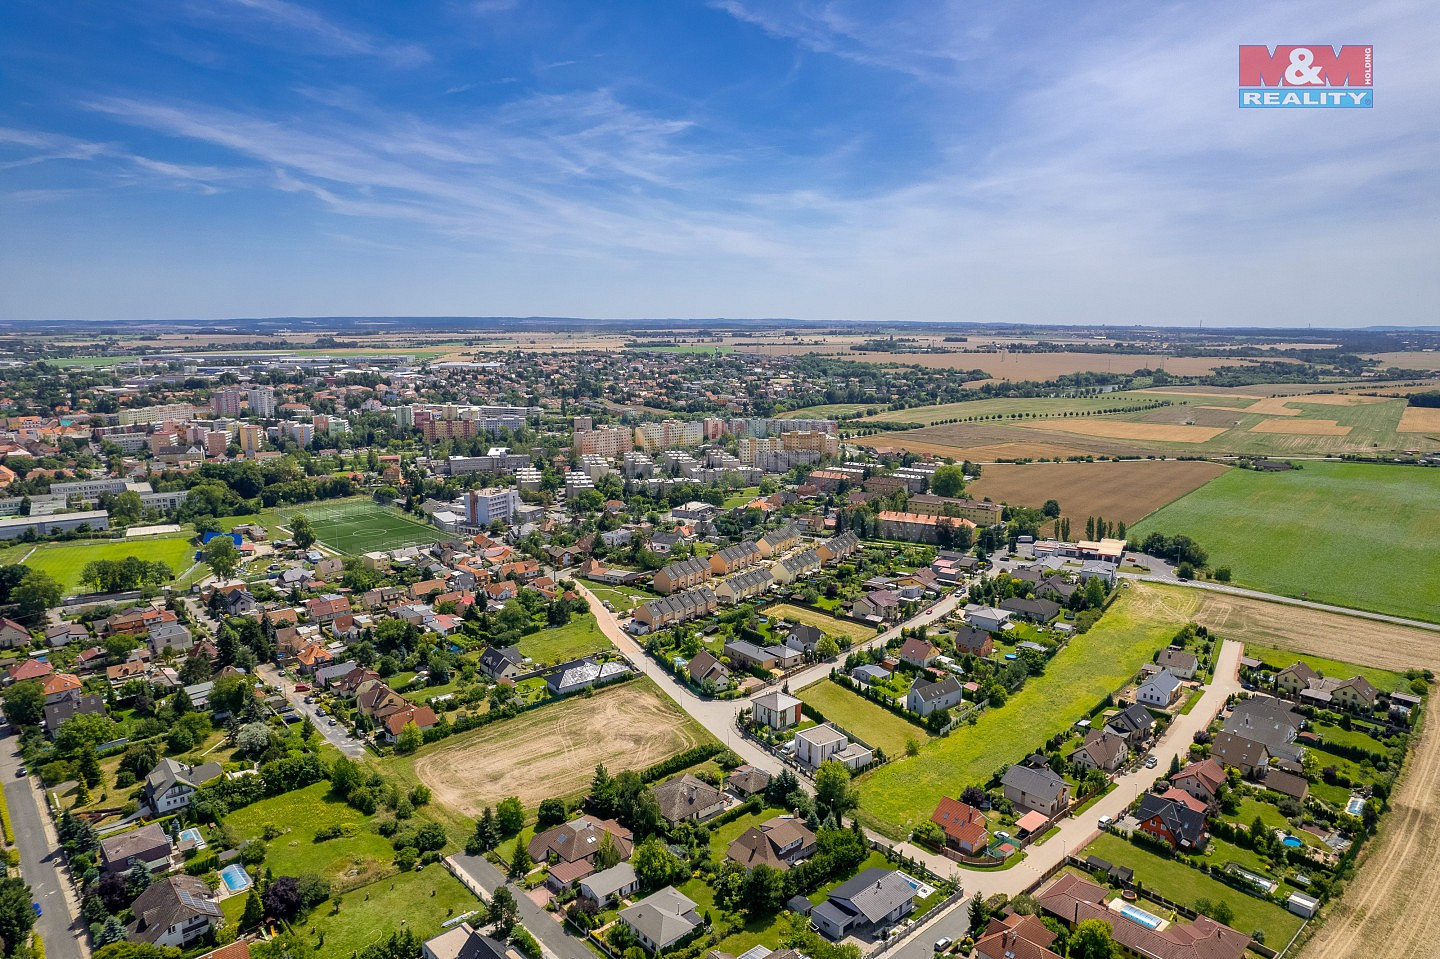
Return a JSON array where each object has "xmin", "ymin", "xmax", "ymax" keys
[
  {"xmin": 0, "ymin": 728, "xmax": 87, "ymax": 959},
  {"xmin": 256, "ymin": 664, "xmax": 369, "ymax": 759},
  {"xmin": 447, "ymin": 853, "xmax": 591, "ymax": 959}
]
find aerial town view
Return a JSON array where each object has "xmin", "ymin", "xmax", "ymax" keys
[{"xmin": 0, "ymin": 5, "xmax": 1434, "ymax": 959}]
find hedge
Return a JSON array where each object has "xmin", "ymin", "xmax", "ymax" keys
[
  {"xmin": 0, "ymin": 790, "xmax": 12, "ymax": 845},
  {"xmin": 640, "ymin": 744, "xmax": 725, "ymax": 784}
]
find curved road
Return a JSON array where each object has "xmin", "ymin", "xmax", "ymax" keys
[{"xmin": 574, "ymin": 580, "xmax": 1244, "ymax": 952}]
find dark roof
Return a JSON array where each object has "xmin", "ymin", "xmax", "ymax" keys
[
  {"xmin": 1136, "ymin": 793, "xmax": 1207, "ymax": 846},
  {"xmin": 827, "ymin": 867, "xmax": 914, "ymax": 923},
  {"xmin": 1001, "ymin": 764, "xmax": 1067, "ymax": 799}
]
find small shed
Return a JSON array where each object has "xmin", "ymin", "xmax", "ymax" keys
[{"xmin": 1287, "ymin": 892, "xmax": 1320, "ymax": 919}]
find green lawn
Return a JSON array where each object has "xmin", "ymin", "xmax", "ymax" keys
[
  {"xmin": 303, "ymin": 862, "xmax": 480, "ymax": 956},
  {"xmin": 856, "ymin": 585, "xmax": 1195, "ymax": 837},
  {"xmin": 224, "ymin": 781, "xmax": 398, "ymax": 885},
  {"xmin": 783, "ymin": 403, "xmax": 876, "ymax": 418},
  {"xmin": 795, "ymin": 680, "xmax": 930, "ymax": 756},
  {"xmin": 762, "ymin": 603, "xmax": 875, "ymax": 643},
  {"xmin": 286, "ymin": 497, "xmax": 448, "ymax": 555},
  {"xmin": 1131, "ymin": 462, "xmax": 1440, "ymax": 622},
  {"xmin": 723, "ymin": 487, "xmax": 763, "ymax": 508},
  {"xmin": 579, "ymin": 579, "xmax": 654, "ymax": 613},
  {"xmin": 9, "ymin": 535, "xmax": 196, "ymax": 592},
  {"xmin": 1084, "ymin": 833, "xmax": 1303, "ymax": 946},
  {"xmin": 1241, "ymin": 642, "xmax": 1410, "ymax": 694},
  {"xmin": 516, "ymin": 614, "xmax": 613, "ymax": 665}
]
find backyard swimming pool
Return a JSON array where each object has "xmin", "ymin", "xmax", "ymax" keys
[
  {"xmin": 896, "ymin": 871, "xmax": 936, "ymax": 899},
  {"xmin": 1345, "ymin": 795, "xmax": 1366, "ymax": 816},
  {"xmin": 1281, "ymin": 835, "xmax": 1303, "ymax": 848},
  {"xmin": 178, "ymin": 827, "xmax": 206, "ymax": 849},
  {"xmin": 1116, "ymin": 902, "xmax": 1165, "ymax": 930},
  {"xmin": 219, "ymin": 865, "xmax": 251, "ymax": 893}
]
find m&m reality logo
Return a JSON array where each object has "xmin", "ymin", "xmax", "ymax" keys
[{"xmin": 1238, "ymin": 45, "xmax": 1373, "ymax": 108}]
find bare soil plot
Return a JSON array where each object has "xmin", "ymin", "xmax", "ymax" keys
[
  {"xmin": 1138, "ymin": 406, "xmax": 1248, "ymax": 427},
  {"xmin": 1248, "ymin": 418, "xmax": 1352, "ymax": 435},
  {"xmin": 964, "ymin": 460, "xmax": 1228, "ymax": 525},
  {"xmin": 1398, "ymin": 406, "xmax": 1440, "ymax": 433},
  {"xmin": 1364, "ymin": 350, "xmax": 1440, "ymax": 371},
  {"xmin": 411, "ymin": 680, "xmax": 712, "ymax": 814},
  {"xmin": 1300, "ymin": 711, "xmax": 1440, "ymax": 959},
  {"xmin": 1019, "ymin": 419, "xmax": 1229, "ymax": 443}
]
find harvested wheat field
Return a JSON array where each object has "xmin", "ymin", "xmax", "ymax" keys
[
  {"xmin": 410, "ymin": 679, "xmax": 714, "ymax": 815},
  {"xmin": 1249, "ymin": 418, "xmax": 1352, "ymax": 435},
  {"xmin": 965, "ymin": 460, "xmax": 1228, "ymax": 525},
  {"xmin": 1020, "ymin": 419, "xmax": 1229, "ymax": 443},
  {"xmin": 1133, "ymin": 583, "xmax": 1440, "ymax": 675},
  {"xmin": 1301, "ymin": 711, "xmax": 1440, "ymax": 959},
  {"xmin": 831, "ymin": 351, "xmax": 1252, "ymax": 379},
  {"xmin": 1398, "ymin": 406, "xmax": 1440, "ymax": 433},
  {"xmin": 855, "ymin": 436, "xmax": 1093, "ymax": 461}
]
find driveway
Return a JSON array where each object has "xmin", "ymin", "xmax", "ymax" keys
[
  {"xmin": 447, "ymin": 853, "xmax": 591, "ymax": 959},
  {"xmin": 0, "ymin": 728, "xmax": 87, "ymax": 959},
  {"xmin": 256, "ymin": 664, "xmax": 368, "ymax": 758}
]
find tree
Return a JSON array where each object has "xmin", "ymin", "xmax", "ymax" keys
[
  {"xmin": 0, "ymin": 876, "xmax": 37, "ymax": 953},
  {"xmin": 814, "ymin": 760, "xmax": 859, "ymax": 820},
  {"xmin": 125, "ymin": 861, "xmax": 153, "ymax": 899},
  {"xmin": 12, "ymin": 568, "xmax": 62, "ymax": 621},
  {"xmin": 205, "ymin": 535, "xmax": 241, "ymax": 581},
  {"xmin": 1042, "ymin": 499, "xmax": 1061, "ymax": 519},
  {"xmin": 94, "ymin": 915, "xmax": 130, "ymax": 947},
  {"xmin": 816, "ymin": 636, "xmax": 840, "ymax": 659},
  {"xmin": 394, "ymin": 720, "xmax": 423, "ymax": 755},
  {"xmin": 489, "ymin": 885, "xmax": 519, "ymax": 939},
  {"xmin": 209, "ymin": 672, "xmax": 249, "ymax": 716},
  {"xmin": 467, "ymin": 807, "xmax": 500, "ymax": 855},
  {"xmin": 1, "ymin": 681, "xmax": 45, "ymax": 727},
  {"xmin": 743, "ymin": 864, "xmax": 787, "ymax": 916},
  {"xmin": 967, "ymin": 894, "xmax": 986, "ymax": 931},
  {"xmin": 290, "ymin": 514, "xmax": 316, "ymax": 550},
  {"xmin": 264, "ymin": 875, "xmax": 304, "ymax": 920},
  {"xmin": 509, "ymin": 842, "xmax": 532, "ymax": 879},
  {"xmin": 78, "ymin": 744, "xmax": 103, "ymax": 788},
  {"xmin": 536, "ymin": 798, "xmax": 567, "ymax": 829},
  {"xmin": 631, "ymin": 838, "xmax": 685, "ymax": 891},
  {"xmin": 240, "ymin": 888, "xmax": 265, "ymax": 928},
  {"xmin": 1068, "ymin": 918, "xmax": 1119, "ymax": 959},
  {"xmin": 930, "ymin": 465, "xmax": 966, "ymax": 498},
  {"xmin": 496, "ymin": 796, "xmax": 525, "ymax": 837}
]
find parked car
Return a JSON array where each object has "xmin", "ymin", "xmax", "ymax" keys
[
  {"xmin": 1098, "ymin": 815, "xmax": 1113, "ymax": 829},
  {"xmin": 31, "ymin": 903, "xmax": 40, "ymax": 917},
  {"xmin": 1144, "ymin": 755, "xmax": 1158, "ymax": 769},
  {"xmin": 294, "ymin": 683, "xmax": 310, "ymax": 692},
  {"xmin": 934, "ymin": 938, "xmax": 952, "ymax": 954},
  {"xmin": 15, "ymin": 767, "xmax": 25, "ymax": 778},
  {"xmin": 328, "ymin": 718, "xmax": 338, "ymax": 726}
]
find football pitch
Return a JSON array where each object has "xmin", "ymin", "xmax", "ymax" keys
[{"xmin": 286, "ymin": 498, "xmax": 448, "ymax": 555}]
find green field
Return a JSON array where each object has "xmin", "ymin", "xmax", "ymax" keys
[
  {"xmin": 1, "ymin": 535, "xmax": 196, "ymax": 592},
  {"xmin": 783, "ymin": 403, "xmax": 877, "ymax": 418},
  {"xmin": 306, "ymin": 862, "xmax": 478, "ymax": 956},
  {"xmin": 1131, "ymin": 462, "xmax": 1440, "ymax": 622},
  {"xmin": 287, "ymin": 497, "xmax": 448, "ymax": 555},
  {"xmin": 1084, "ymin": 833, "xmax": 1304, "ymax": 946},
  {"xmin": 796, "ymin": 680, "xmax": 931, "ymax": 756},
  {"xmin": 578, "ymin": 579, "xmax": 654, "ymax": 613},
  {"xmin": 856, "ymin": 586, "xmax": 1194, "ymax": 836},
  {"xmin": 762, "ymin": 603, "xmax": 876, "ymax": 643},
  {"xmin": 861, "ymin": 391, "xmax": 1181, "ymax": 425},
  {"xmin": 225, "ymin": 781, "xmax": 398, "ymax": 882},
  {"xmin": 516, "ymin": 613, "xmax": 614, "ymax": 665},
  {"xmin": 1241, "ymin": 643, "xmax": 1410, "ymax": 694}
]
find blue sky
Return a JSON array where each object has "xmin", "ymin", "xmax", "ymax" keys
[{"xmin": 1, "ymin": 0, "xmax": 1436, "ymax": 325}]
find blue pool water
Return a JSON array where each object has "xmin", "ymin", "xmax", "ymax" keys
[
  {"xmin": 1282, "ymin": 835, "xmax": 1303, "ymax": 848},
  {"xmin": 219, "ymin": 865, "xmax": 251, "ymax": 892},
  {"xmin": 1345, "ymin": 796, "xmax": 1365, "ymax": 816},
  {"xmin": 1117, "ymin": 903, "xmax": 1165, "ymax": 930},
  {"xmin": 178, "ymin": 827, "xmax": 206, "ymax": 849}
]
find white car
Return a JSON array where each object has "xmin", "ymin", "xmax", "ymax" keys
[
  {"xmin": 1098, "ymin": 815, "xmax": 1114, "ymax": 829},
  {"xmin": 934, "ymin": 938, "xmax": 953, "ymax": 954}
]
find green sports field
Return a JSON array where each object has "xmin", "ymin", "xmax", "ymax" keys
[
  {"xmin": 0, "ymin": 535, "xmax": 197, "ymax": 592},
  {"xmin": 1131, "ymin": 462, "xmax": 1440, "ymax": 623},
  {"xmin": 285, "ymin": 498, "xmax": 448, "ymax": 555}
]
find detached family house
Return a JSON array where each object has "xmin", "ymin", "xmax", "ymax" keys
[
  {"xmin": 1001, "ymin": 764, "xmax": 1071, "ymax": 817},
  {"xmin": 907, "ymin": 676, "xmax": 964, "ymax": 717},
  {"xmin": 1137, "ymin": 669, "xmax": 1184, "ymax": 708},
  {"xmin": 619, "ymin": 887, "xmax": 703, "ymax": 953},
  {"xmin": 930, "ymin": 797, "xmax": 989, "ymax": 856},
  {"xmin": 811, "ymin": 868, "xmax": 915, "ymax": 940},
  {"xmin": 752, "ymin": 690, "xmax": 802, "ymax": 730},
  {"xmin": 145, "ymin": 759, "xmax": 224, "ymax": 814}
]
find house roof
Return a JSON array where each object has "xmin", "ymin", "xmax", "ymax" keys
[
  {"xmin": 620, "ymin": 886, "xmax": 701, "ymax": 947},
  {"xmin": 930, "ymin": 797, "xmax": 987, "ymax": 847},
  {"xmin": 421, "ymin": 925, "xmax": 511, "ymax": 959},
  {"xmin": 1171, "ymin": 758, "xmax": 1226, "ymax": 794},
  {"xmin": 1108, "ymin": 703, "xmax": 1156, "ymax": 736},
  {"xmin": 582, "ymin": 862, "xmax": 637, "ymax": 899},
  {"xmin": 1211, "ymin": 731, "xmax": 1270, "ymax": 769},
  {"xmin": 827, "ymin": 868, "xmax": 914, "ymax": 923},
  {"xmin": 528, "ymin": 815, "xmax": 633, "ymax": 865},
  {"xmin": 1015, "ymin": 810, "xmax": 1049, "ymax": 834},
  {"xmin": 128, "ymin": 875, "xmax": 221, "ymax": 943},
  {"xmin": 1140, "ymin": 669, "xmax": 1183, "ymax": 696},
  {"xmin": 899, "ymin": 637, "xmax": 938, "ymax": 661},
  {"xmin": 753, "ymin": 690, "xmax": 801, "ymax": 713},
  {"xmin": 726, "ymin": 766, "xmax": 771, "ymax": 796},
  {"xmin": 1136, "ymin": 793, "xmax": 1207, "ymax": 846},
  {"xmin": 100, "ymin": 823, "xmax": 171, "ymax": 865},
  {"xmin": 1070, "ymin": 729, "xmax": 1128, "ymax": 769},
  {"xmin": 146, "ymin": 758, "xmax": 223, "ymax": 798},
  {"xmin": 651, "ymin": 774, "xmax": 725, "ymax": 823},
  {"xmin": 910, "ymin": 675, "xmax": 964, "ymax": 703},
  {"xmin": 1036, "ymin": 873, "xmax": 1249, "ymax": 959},
  {"xmin": 1001, "ymin": 763, "xmax": 1067, "ymax": 799}
]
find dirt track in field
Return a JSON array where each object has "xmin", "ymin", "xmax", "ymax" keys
[
  {"xmin": 412, "ymin": 683, "xmax": 709, "ymax": 815},
  {"xmin": 964, "ymin": 460, "xmax": 1227, "ymax": 525}
]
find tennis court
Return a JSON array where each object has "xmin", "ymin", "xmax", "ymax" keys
[{"xmin": 289, "ymin": 498, "xmax": 448, "ymax": 555}]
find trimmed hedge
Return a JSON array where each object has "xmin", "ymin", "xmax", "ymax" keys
[{"xmin": 640, "ymin": 744, "xmax": 725, "ymax": 784}]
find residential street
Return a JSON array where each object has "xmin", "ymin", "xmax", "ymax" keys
[
  {"xmin": 447, "ymin": 853, "xmax": 591, "ymax": 959},
  {"xmin": 256, "ymin": 663, "xmax": 369, "ymax": 759},
  {"xmin": 0, "ymin": 727, "xmax": 87, "ymax": 959}
]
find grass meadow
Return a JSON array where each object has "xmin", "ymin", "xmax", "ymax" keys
[
  {"xmin": 856, "ymin": 585, "xmax": 1195, "ymax": 837},
  {"xmin": 1131, "ymin": 462, "xmax": 1440, "ymax": 622},
  {"xmin": 4, "ymin": 534, "xmax": 196, "ymax": 591},
  {"xmin": 795, "ymin": 679, "xmax": 932, "ymax": 756},
  {"xmin": 515, "ymin": 613, "xmax": 613, "ymax": 665}
]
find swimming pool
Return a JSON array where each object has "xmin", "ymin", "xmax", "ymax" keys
[
  {"xmin": 1116, "ymin": 902, "xmax": 1165, "ymax": 930},
  {"xmin": 178, "ymin": 827, "xmax": 207, "ymax": 850},
  {"xmin": 1345, "ymin": 796, "xmax": 1365, "ymax": 816},
  {"xmin": 218, "ymin": 865, "xmax": 251, "ymax": 893},
  {"xmin": 896, "ymin": 871, "xmax": 936, "ymax": 899},
  {"xmin": 1281, "ymin": 835, "xmax": 1303, "ymax": 848}
]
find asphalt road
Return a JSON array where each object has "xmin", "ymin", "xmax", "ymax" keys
[
  {"xmin": 447, "ymin": 853, "xmax": 591, "ymax": 959},
  {"xmin": 256, "ymin": 664, "xmax": 369, "ymax": 759},
  {"xmin": 0, "ymin": 728, "xmax": 86, "ymax": 959}
]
